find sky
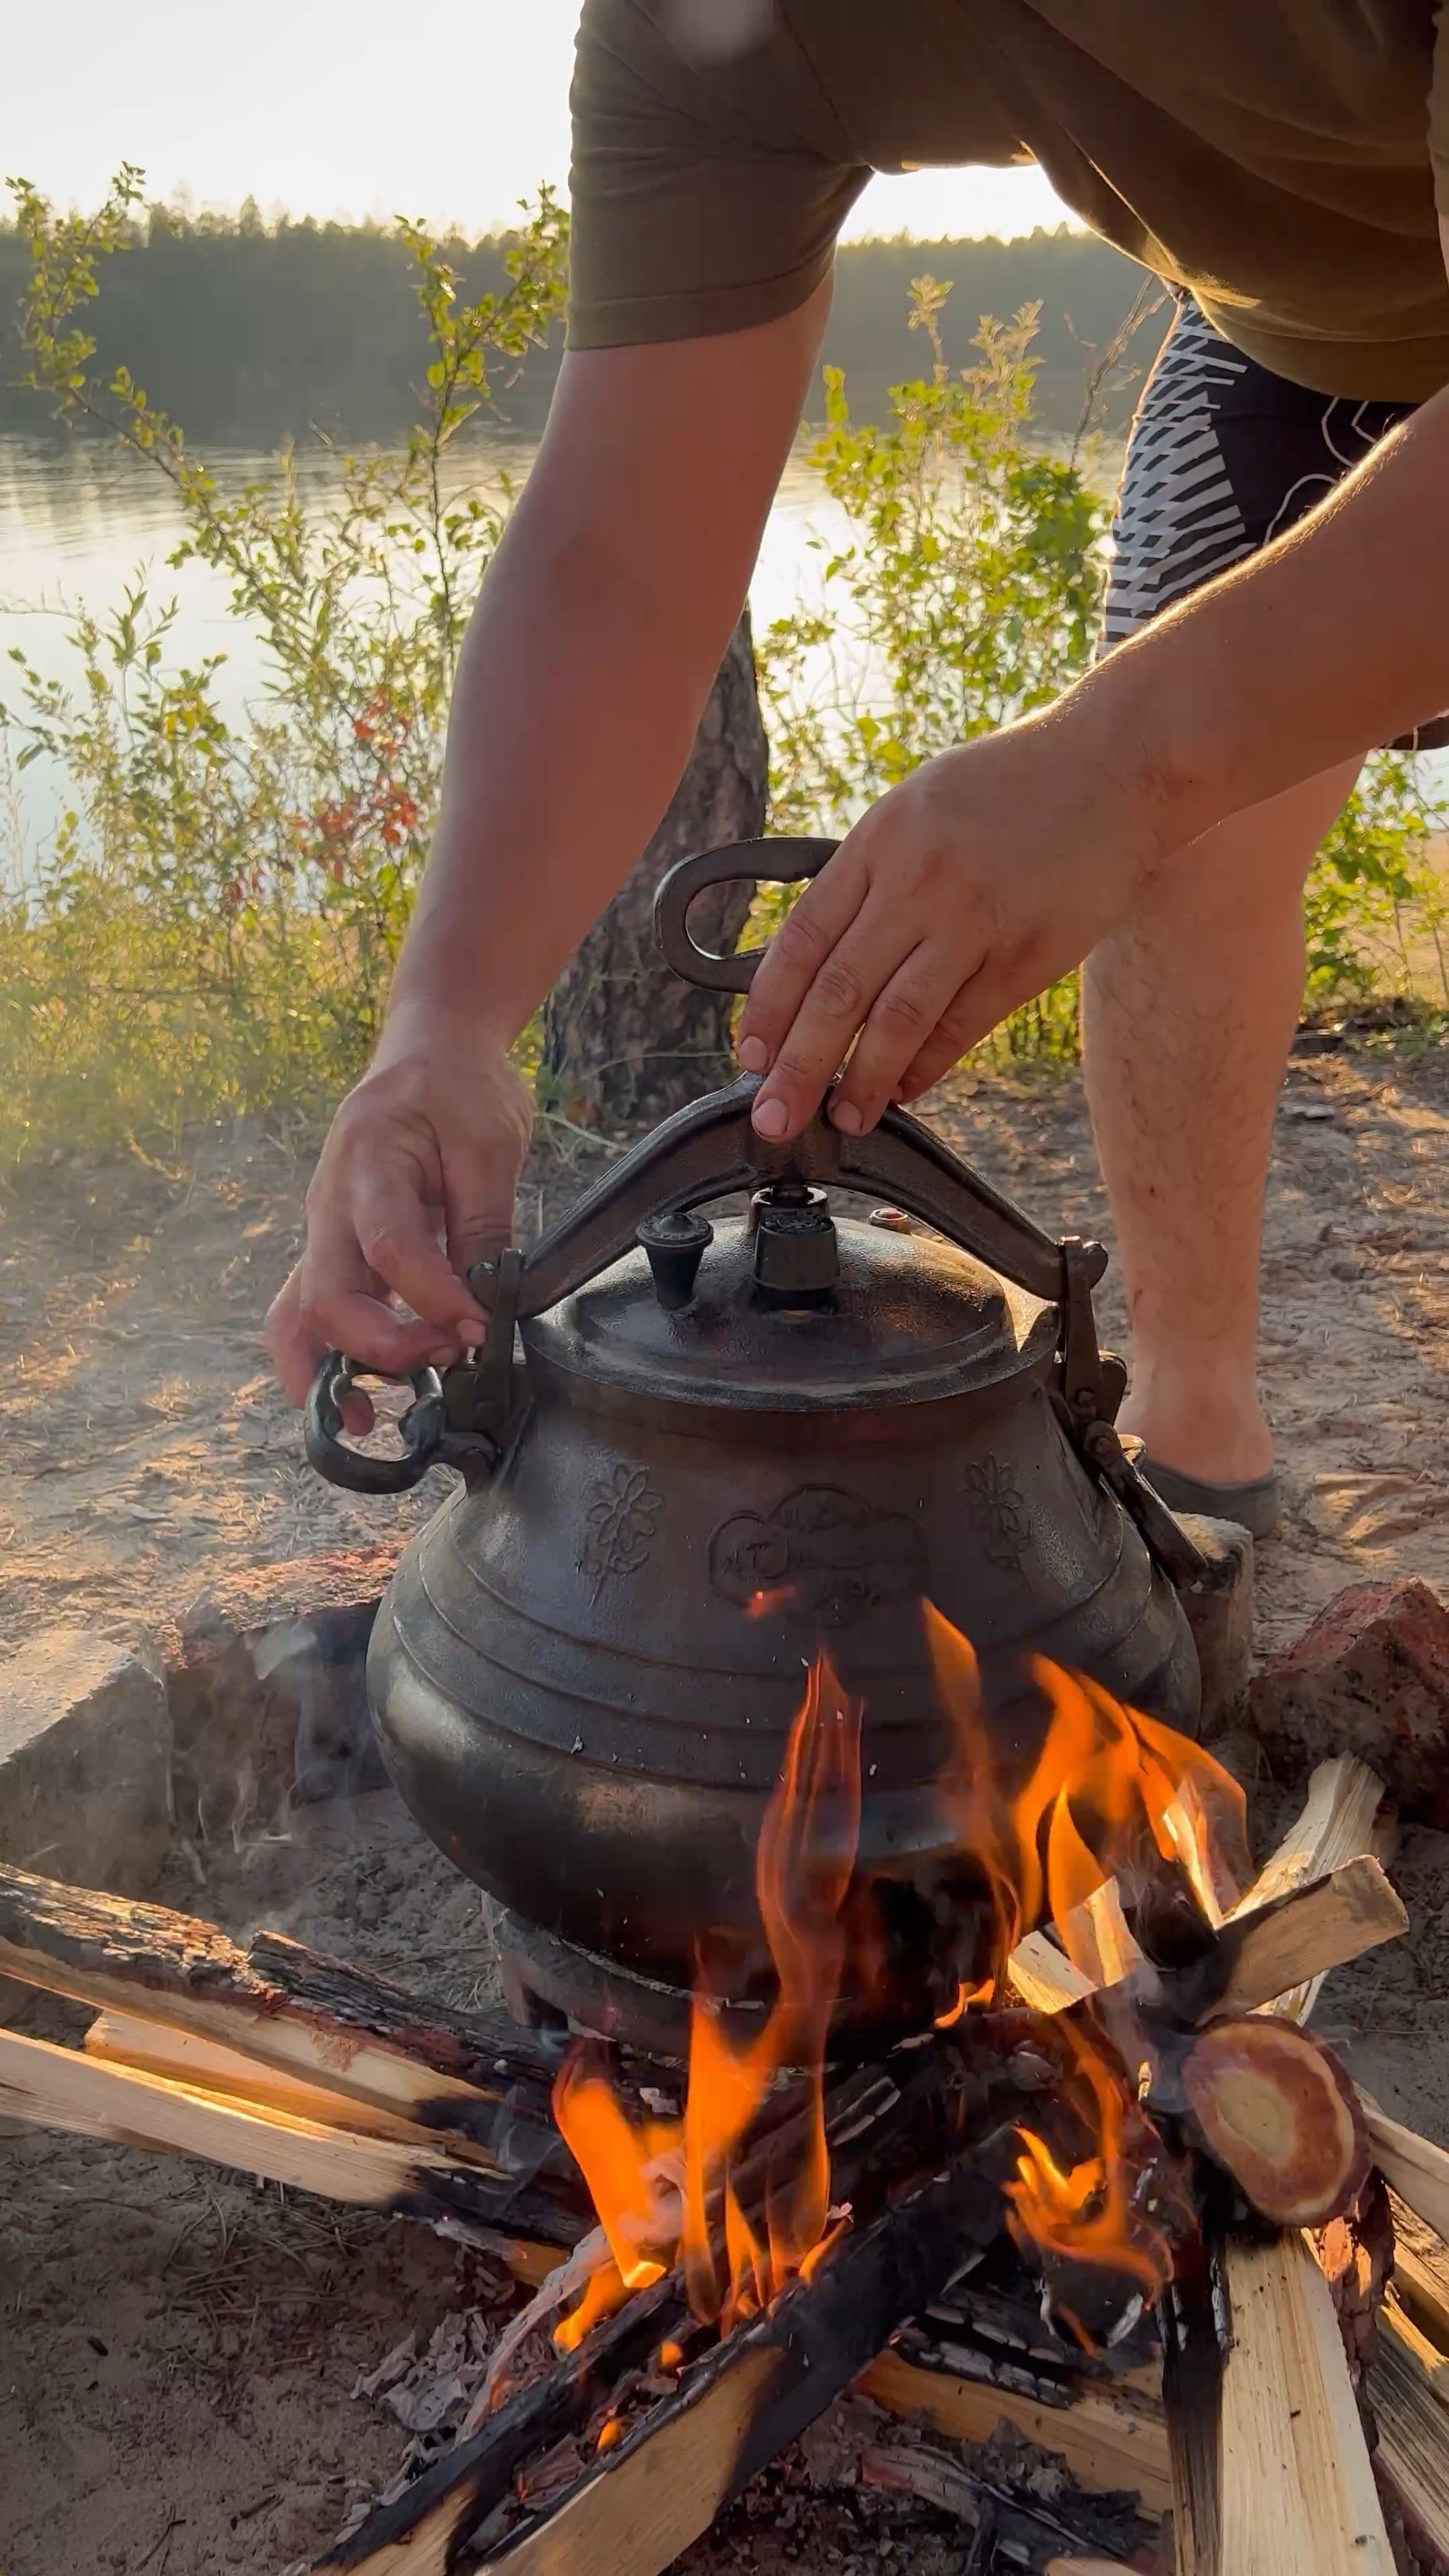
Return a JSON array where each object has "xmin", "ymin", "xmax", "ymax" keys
[{"xmin": 4, "ymin": 0, "xmax": 1075, "ymax": 242}]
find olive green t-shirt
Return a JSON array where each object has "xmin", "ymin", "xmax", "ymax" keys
[{"xmin": 568, "ymin": 0, "xmax": 1449, "ymax": 401}]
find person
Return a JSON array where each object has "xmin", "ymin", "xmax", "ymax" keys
[{"xmin": 266, "ymin": 0, "xmax": 1449, "ymax": 1540}]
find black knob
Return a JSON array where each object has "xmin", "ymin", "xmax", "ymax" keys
[
  {"xmin": 637, "ymin": 1210, "xmax": 714, "ymax": 1311},
  {"xmin": 751, "ymin": 1184, "xmax": 840, "ymax": 1305}
]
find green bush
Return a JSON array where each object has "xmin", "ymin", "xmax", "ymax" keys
[
  {"xmin": 0, "ymin": 167, "xmax": 567, "ymax": 1162},
  {"xmin": 755, "ymin": 277, "xmax": 1448, "ymax": 1067}
]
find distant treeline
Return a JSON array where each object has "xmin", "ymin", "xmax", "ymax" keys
[{"xmin": 0, "ymin": 204, "xmax": 1168, "ymax": 449}]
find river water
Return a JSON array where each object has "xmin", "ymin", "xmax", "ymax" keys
[{"xmin": 0, "ymin": 432, "xmax": 852, "ymax": 869}]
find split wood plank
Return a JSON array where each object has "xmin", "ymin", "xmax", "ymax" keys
[
  {"xmin": 474, "ymin": 2347, "xmax": 780, "ymax": 2576},
  {"xmin": 0, "ymin": 2022, "xmax": 545, "ymax": 2227},
  {"xmin": 1042, "ymin": 2565, "xmax": 1138, "ymax": 2575},
  {"xmin": 1228, "ymin": 1756, "xmax": 1387, "ymax": 1919},
  {"xmin": 1166, "ymin": 2229, "xmax": 1394, "ymax": 2576},
  {"xmin": 1370, "ymin": 2302, "xmax": 1449, "ymax": 2565},
  {"xmin": 1006, "ymin": 1933, "xmax": 1091, "ymax": 2016},
  {"xmin": 84, "ymin": 2010, "xmax": 496, "ymax": 2161},
  {"xmin": 1232, "ymin": 1755, "xmax": 1387, "ymax": 2024},
  {"xmin": 1389, "ymin": 2191, "xmax": 1449, "ymax": 2355},
  {"xmin": 1383, "ymin": 2290, "xmax": 1449, "ymax": 2401},
  {"xmin": 1006, "ymin": 1760, "xmax": 1391, "ymax": 2021},
  {"xmin": 1202, "ymin": 1854, "xmax": 1406, "ymax": 2021},
  {"xmin": 1363, "ymin": 2101, "xmax": 1449, "ymax": 2247},
  {"xmin": 0, "ymin": 1861, "xmax": 551, "ymax": 2137},
  {"xmin": 861, "ymin": 2350, "xmax": 1173, "ymax": 2516}
]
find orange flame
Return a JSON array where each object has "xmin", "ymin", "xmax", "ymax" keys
[
  {"xmin": 553, "ymin": 1604, "xmax": 1250, "ymax": 2351},
  {"xmin": 553, "ymin": 1655, "xmax": 863, "ymax": 2344},
  {"xmin": 1005, "ymin": 2019, "xmax": 1185, "ymax": 2346},
  {"xmin": 923, "ymin": 1605, "xmax": 1248, "ymax": 1986}
]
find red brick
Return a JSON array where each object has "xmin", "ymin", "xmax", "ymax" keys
[{"xmin": 1248, "ymin": 1576, "xmax": 1449, "ymax": 1822}]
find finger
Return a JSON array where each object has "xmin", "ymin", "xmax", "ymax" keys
[
  {"xmin": 264, "ymin": 1267, "xmax": 378, "ymax": 1430},
  {"xmin": 833, "ymin": 951, "xmax": 985, "ymax": 1132},
  {"xmin": 350, "ymin": 1173, "xmax": 488, "ymax": 1342},
  {"xmin": 896, "ymin": 1002, "xmax": 979, "ymax": 1106},
  {"xmin": 266, "ymin": 1267, "xmax": 337, "ymax": 1413},
  {"xmin": 897, "ymin": 951, "xmax": 1049, "ymax": 1103},
  {"xmin": 293, "ymin": 1214, "xmax": 466, "ymax": 1386},
  {"xmin": 735, "ymin": 852, "xmax": 869, "ymax": 1075},
  {"xmin": 749, "ymin": 898, "xmax": 918, "ymax": 1142}
]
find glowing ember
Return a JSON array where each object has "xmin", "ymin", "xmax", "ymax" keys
[{"xmin": 552, "ymin": 1602, "xmax": 1251, "ymax": 2356}]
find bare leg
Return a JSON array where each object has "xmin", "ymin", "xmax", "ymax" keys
[{"xmin": 1081, "ymin": 760, "xmax": 1363, "ymax": 1487}]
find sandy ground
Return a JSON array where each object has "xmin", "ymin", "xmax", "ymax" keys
[{"xmin": 5, "ymin": 1041, "xmax": 1449, "ymax": 2572}]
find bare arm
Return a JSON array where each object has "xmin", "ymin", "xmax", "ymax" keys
[
  {"xmin": 268, "ymin": 284, "xmax": 829, "ymax": 1402},
  {"xmin": 737, "ymin": 237, "xmax": 1449, "ymax": 1141}
]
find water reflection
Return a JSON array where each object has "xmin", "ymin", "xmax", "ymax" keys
[{"xmin": 0, "ymin": 431, "xmax": 844, "ymax": 868}]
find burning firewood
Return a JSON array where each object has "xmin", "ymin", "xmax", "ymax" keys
[
  {"xmin": 0, "ymin": 1711, "xmax": 1432, "ymax": 2576},
  {"xmin": 1179, "ymin": 2017, "xmax": 1372, "ymax": 2226},
  {"xmin": 318, "ymin": 2143, "xmax": 1025, "ymax": 2576}
]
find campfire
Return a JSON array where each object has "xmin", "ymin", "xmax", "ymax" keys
[
  {"xmin": 4, "ymin": 1611, "xmax": 1449, "ymax": 2575},
  {"xmin": 547, "ymin": 1618, "xmax": 1259, "ymax": 2368}
]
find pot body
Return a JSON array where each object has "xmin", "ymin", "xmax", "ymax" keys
[{"xmin": 368, "ymin": 1222, "xmax": 1198, "ymax": 2022}]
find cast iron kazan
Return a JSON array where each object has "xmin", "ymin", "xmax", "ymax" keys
[{"xmin": 307, "ymin": 842, "xmax": 1205, "ymax": 2047}]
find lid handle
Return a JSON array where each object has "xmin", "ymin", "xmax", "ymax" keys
[{"xmin": 654, "ymin": 839, "xmax": 841, "ymax": 992}]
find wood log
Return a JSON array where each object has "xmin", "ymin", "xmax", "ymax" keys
[
  {"xmin": 861, "ymin": 2350, "xmax": 1173, "ymax": 2514},
  {"xmin": 1183, "ymin": 1855, "xmax": 1407, "ymax": 2023},
  {"xmin": 323, "ymin": 2139, "xmax": 1019, "ymax": 2576},
  {"xmin": 1163, "ymin": 2227, "xmax": 1395, "ymax": 2576},
  {"xmin": 859, "ymin": 2444, "xmax": 1155, "ymax": 2574},
  {"xmin": 0, "ymin": 1861, "xmax": 559, "ymax": 2133},
  {"xmin": 1232, "ymin": 1755, "xmax": 1389, "ymax": 2025},
  {"xmin": 1008, "ymin": 1843, "xmax": 1403, "ymax": 2030},
  {"xmin": 1180, "ymin": 2017, "xmax": 1372, "ymax": 2226},
  {"xmin": 0, "ymin": 2024, "xmax": 584, "ymax": 2245},
  {"xmin": 1366, "ymin": 2103, "xmax": 1449, "ymax": 2249},
  {"xmin": 1371, "ymin": 2304, "xmax": 1449, "ymax": 2573},
  {"xmin": 1389, "ymin": 2194, "xmax": 1449, "ymax": 2360}
]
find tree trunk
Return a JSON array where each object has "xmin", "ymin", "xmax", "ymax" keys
[{"xmin": 541, "ymin": 612, "xmax": 768, "ymax": 1130}]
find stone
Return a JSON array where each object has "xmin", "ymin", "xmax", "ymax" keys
[
  {"xmin": 0, "ymin": 1629, "xmax": 171, "ymax": 1892},
  {"xmin": 1175, "ymin": 1513, "xmax": 1255, "ymax": 1737},
  {"xmin": 170, "ymin": 1542, "xmax": 406, "ymax": 1839},
  {"xmin": 1247, "ymin": 1574, "xmax": 1449, "ymax": 1821}
]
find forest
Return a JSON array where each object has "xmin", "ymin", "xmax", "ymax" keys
[{"xmin": 0, "ymin": 203, "xmax": 1168, "ymax": 445}]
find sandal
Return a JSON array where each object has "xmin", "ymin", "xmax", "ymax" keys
[{"xmin": 1136, "ymin": 1453, "xmax": 1280, "ymax": 1542}]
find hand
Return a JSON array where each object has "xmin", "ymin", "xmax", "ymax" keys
[
  {"xmin": 266, "ymin": 1004, "xmax": 533, "ymax": 1420},
  {"xmin": 735, "ymin": 717, "xmax": 1164, "ymax": 1140}
]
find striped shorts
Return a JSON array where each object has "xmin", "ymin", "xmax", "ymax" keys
[{"xmin": 1102, "ymin": 295, "xmax": 1448, "ymax": 753}]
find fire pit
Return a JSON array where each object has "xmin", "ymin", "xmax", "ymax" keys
[{"xmin": 1, "ymin": 1695, "xmax": 1446, "ymax": 2576}]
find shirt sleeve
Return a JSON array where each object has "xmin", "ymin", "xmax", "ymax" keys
[{"xmin": 568, "ymin": 0, "xmax": 871, "ymax": 350}]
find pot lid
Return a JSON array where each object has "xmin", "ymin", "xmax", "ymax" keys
[{"xmin": 523, "ymin": 1211, "xmax": 1055, "ymax": 1415}]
